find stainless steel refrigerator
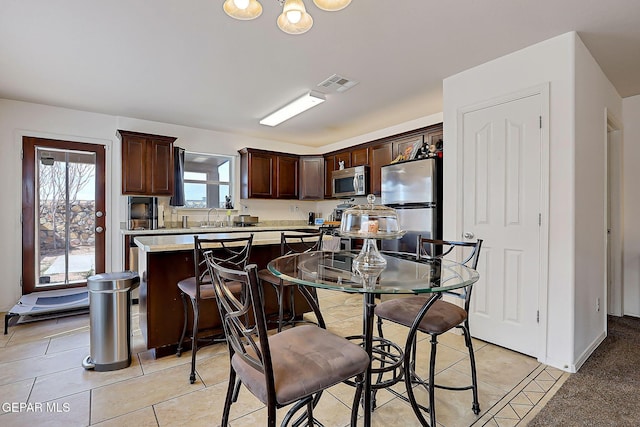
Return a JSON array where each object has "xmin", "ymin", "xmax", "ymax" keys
[{"xmin": 380, "ymin": 158, "xmax": 442, "ymax": 254}]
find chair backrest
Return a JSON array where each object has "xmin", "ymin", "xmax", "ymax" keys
[
  {"xmin": 280, "ymin": 230, "xmax": 324, "ymax": 256},
  {"xmin": 193, "ymin": 234, "xmax": 254, "ymax": 296},
  {"xmin": 416, "ymin": 235, "xmax": 483, "ymax": 311},
  {"xmin": 205, "ymin": 255, "xmax": 276, "ymax": 399}
]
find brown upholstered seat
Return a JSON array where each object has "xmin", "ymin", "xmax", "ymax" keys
[
  {"xmin": 206, "ymin": 256, "xmax": 369, "ymax": 427},
  {"xmin": 375, "ymin": 237, "xmax": 483, "ymax": 427},
  {"xmin": 375, "ymin": 297, "xmax": 466, "ymax": 335},
  {"xmin": 176, "ymin": 234, "xmax": 253, "ymax": 384}
]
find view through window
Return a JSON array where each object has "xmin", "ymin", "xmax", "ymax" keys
[{"xmin": 183, "ymin": 152, "xmax": 233, "ymax": 208}]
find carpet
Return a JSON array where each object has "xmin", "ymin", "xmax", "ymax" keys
[{"xmin": 528, "ymin": 315, "xmax": 640, "ymax": 426}]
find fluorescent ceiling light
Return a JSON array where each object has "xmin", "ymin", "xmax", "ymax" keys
[{"xmin": 260, "ymin": 91, "xmax": 326, "ymax": 126}]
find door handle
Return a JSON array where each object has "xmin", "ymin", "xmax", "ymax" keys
[
  {"xmin": 463, "ymin": 232, "xmax": 475, "ymax": 239},
  {"xmin": 95, "ymin": 226, "xmax": 104, "ymax": 233}
]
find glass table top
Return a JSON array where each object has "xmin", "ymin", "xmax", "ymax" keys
[{"xmin": 267, "ymin": 250, "xmax": 479, "ymax": 295}]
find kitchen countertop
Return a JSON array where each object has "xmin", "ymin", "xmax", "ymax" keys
[
  {"xmin": 132, "ymin": 226, "xmax": 321, "ymax": 253},
  {"xmin": 121, "ymin": 223, "xmax": 318, "ymax": 236}
]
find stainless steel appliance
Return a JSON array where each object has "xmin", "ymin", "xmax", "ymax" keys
[
  {"xmin": 331, "ymin": 165, "xmax": 369, "ymax": 198},
  {"xmin": 381, "ymin": 158, "xmax": 442, "ymax": 254},
  {"xmin": 127, "ymin": 196, "xmax": 158, "ymax": 230}
]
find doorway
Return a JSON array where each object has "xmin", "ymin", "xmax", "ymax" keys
[
  {"xmin": 22, "ymin": 136, "xmax": 106, "ymax": 294},
  {"xmin": 606, "ymin": 116, "xmax": 623, "ymax": 316}
]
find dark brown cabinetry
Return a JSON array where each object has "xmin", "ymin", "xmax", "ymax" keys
[
  {"xmin": 392, "ymin": 134, "xmax": 424, "ymax": 160},
  {"xmin": 351, "ymin": 147, "xmax": 369, "ymax": 166},
  {"xmin": 118, "ymin": 130, "xmax": 176, "ymax": 196},
  {"xmin": 241, "ymin": 123, "xmax": 442, "ymax": 200},
  {"xmin": 299, "ymin": 156, "xmax": 324, "ymax": 200},
  {"xmin": 369, "ymin": 143, "xmax": 393, "ymax": 195},
  {"xmin": 239, "ymin": 148, "xmax": 299, "ymax": 199},
  {"xmin": 276, "ymin": 154, "xmax": 299, "ymax": 199}
]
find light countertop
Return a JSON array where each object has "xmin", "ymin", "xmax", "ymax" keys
[
  {"xmin": 133, "ymin": 226, "xmax": 321, "ymax": 253},
  {"xmin": 121, "ymin": 223, "xmax": 317, "ymax": 236}
]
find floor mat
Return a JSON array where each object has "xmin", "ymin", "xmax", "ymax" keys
[{"xmin": 4, "ymin": 287, "xmax": 89, "ymax": 333}]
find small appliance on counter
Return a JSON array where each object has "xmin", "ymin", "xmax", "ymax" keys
[
  {"xmin": 308, "ymin": 212, "xmax": 315, "ymax": 225},
  {"xmin": 233, "ymin": 215, "xmax": 259, "ymax": 226},
  {"xmin": 332, "ymin": 200, "xmax": 355, "ymax": 223},
  {"xmin": 127, "ymin": 196, "xmax": 158, "ymax": 230}
]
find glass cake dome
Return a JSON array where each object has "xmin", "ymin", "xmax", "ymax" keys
[
  {"xmin": 339, "ymin": 195, "xmax": 405, "ymax": 288},
  {"xmin": 339, "ymin": 195, "xmax": 406, "ymax": 239}
]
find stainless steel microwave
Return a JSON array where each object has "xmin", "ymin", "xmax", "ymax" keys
[{"xmin": 331, "ymin": 165, "xmax": 369, "ymax": 198}]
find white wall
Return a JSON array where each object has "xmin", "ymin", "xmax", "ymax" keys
[
  {"xmin": 442, "ymin": 31, "xmax": 621, "ymax": 371},
  {"xmin": 573, "ymin": 36, "xmax": 623, "ymax": 362},
  {"xmin": 0, "ymin": 98, "xmax": 440, "ymax": 311},
  {"xmin": 623, "ymin": 95, "xmax": 640, "ymax": 316}
]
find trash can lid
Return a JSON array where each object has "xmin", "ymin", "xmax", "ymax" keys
[{"xmin": 87, "ymin": 271, "xmax": 140, "ymax": 292}]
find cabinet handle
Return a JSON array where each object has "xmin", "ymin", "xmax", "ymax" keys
[{"xmin": 95, "ymin": 226, "xmax": 104, "ymax": 233}]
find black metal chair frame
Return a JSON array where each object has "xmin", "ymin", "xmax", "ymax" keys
[
  {"xmin": 176, "ymin": 234, "xmax": 253, "ymax": 384},
  {"xmin": 205, "ymin": 255, "xmax": 368, "ymax": 427},
  {"xmin": 262, "ymin": 230, "xmax": 324, "ymax": 332},
  {"xmin": 376, "ymin": 236, "xmax": 483, "ymax": 427}
]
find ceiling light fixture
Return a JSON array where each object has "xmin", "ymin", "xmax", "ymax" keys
[
  {"xmin": 259, "ymin": 91, "xmax": 326, "ymax": 126},
  {"xmin": 223, "ymin": 0, "xmax": 351, "ymax": 35},
  {"xmin": 222, "ymin": 0, "xmax": 263, "ymax": 20}
]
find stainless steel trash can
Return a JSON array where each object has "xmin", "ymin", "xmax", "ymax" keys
[{"xmin": 82, "ymin": 271, "xmax": 140, "ymax": 371}]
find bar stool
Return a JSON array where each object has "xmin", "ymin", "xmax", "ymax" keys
[
  {"xmin": 258, "ymin": 230, "xmax": 324, "ymax": 332},
  {"xmin": 176, "ymin": 234, "xmax": 253, "ymax": 384},
  {"xmin": 375, "ymin": 236, "xmax": 483, "ymax": 426}
]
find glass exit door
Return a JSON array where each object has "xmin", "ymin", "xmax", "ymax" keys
[{"xmin": 22, "ymin": 137, "xmax": 106, "ymax": 294}]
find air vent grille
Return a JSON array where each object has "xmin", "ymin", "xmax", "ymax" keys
[{"xmin": 317, "ymin": 74, "xmax": 358, "ymax": 93}]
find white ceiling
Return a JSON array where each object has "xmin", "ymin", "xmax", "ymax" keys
[{"xmin": 1, "ymin": 0, "xmax": 640, "ymax": 147}]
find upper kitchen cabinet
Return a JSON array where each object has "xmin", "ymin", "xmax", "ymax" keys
[
  {"xmin": 369, "ymin": 143, "xmax": 393, "ymax": 195},
  {"xmin": 392, "ymin": 134, "xmax": 424, "ymax": 160},
  {"xmin": 299, "ymin": 156, "xmax": 324, "ymax": 200},
  {"xmin": 118, "ymin": 130, "xmax": 176, "ymax": 196},
  {"xmin": 239, "ymin": 148, "xmax": 299, "ymax": 199},
  {"xmin": 351, "ymin": 146, "xmax": 369, "ymax": 166}
]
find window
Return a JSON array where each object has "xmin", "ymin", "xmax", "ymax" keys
[{"xmin": 183, "ymin": 152, "xmax": 234, "ymax": 209}]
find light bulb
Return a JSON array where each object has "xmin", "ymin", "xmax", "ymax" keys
[
  {"xmin": 286, "ymin": 10, "xmax": 302, "ymax": 24},
  {"xmin": 233, "ymin": 0, "xmax": 250, "ymax": 9}
]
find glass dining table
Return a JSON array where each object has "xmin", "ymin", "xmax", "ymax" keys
[{"xmin": 268, "ymin": 250, "xmax": 480, "ymax": 426}]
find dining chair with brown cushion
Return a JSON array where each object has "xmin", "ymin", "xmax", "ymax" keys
[
  {"xmin": 205, "ymin": 254, "xmax": 370, "ymax": 427},
  {"xmin": 375, "ymin": 236, "xmax": 483, "ymax": 427},
  {"xmin": 176, "ymin": 234, "xmax": 253, "ymax": 384},
  {"xmin": 258, "ymin": 230, "xmax": 324, "ymax": 332}
]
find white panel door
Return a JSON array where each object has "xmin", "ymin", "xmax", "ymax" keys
[{"xmin": 463, "ymin": 94, "xmax": 541, "ymax": 357}]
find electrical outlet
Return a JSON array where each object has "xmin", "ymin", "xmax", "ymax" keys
[{"xmin": 596, "ymin": 297, "xmax": 600, "ymax": 312}]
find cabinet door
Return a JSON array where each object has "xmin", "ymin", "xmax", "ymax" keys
[
  {"xmin": 248, "ymin": 151, "xmax": 275, "ymax": 198},
  {"xmin": 351, "ymin": 147, "xmax": 369, "ymax": 166},
  {"xmin": 122, "ymin": 134, "xmax": 147, "ymax": 195},
  {"xmin": 324, "ymin": 155, "xmax": 335, "ymax": 198},
  {"xmin": 334, "ymin": 152, "xmax": 351, "ymax": 169},
  {"xmin": 370, "ymin": 142, "xmax": 393, "ymax": 196},
  {"xmin": 299, "ymin": 156, "xmax": 324, "ymax": 200},
  {"xmin": 276, "ymin": 155, "xmax": 299, "ymax": 199},
  {"xmin": 147, "ymin": 138, "xmax": 174, "ymax": 196},
  {"xmin": 393, "ymin": 135, "xmax": 424, "ymax": 160}
]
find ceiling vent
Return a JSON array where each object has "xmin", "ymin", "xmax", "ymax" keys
[{"xmin": 317, "ymin": 74, "xmax": 359, "ymax": 93}]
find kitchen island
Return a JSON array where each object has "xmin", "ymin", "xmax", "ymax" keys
[{"xmin": 133, "ymin": 228, "xmax": 318, "ymax": 358}]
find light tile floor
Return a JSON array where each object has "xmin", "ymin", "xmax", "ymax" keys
[{"xmin": 0, "ymin": 290, "xmax": 569, "ymax": 426}]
